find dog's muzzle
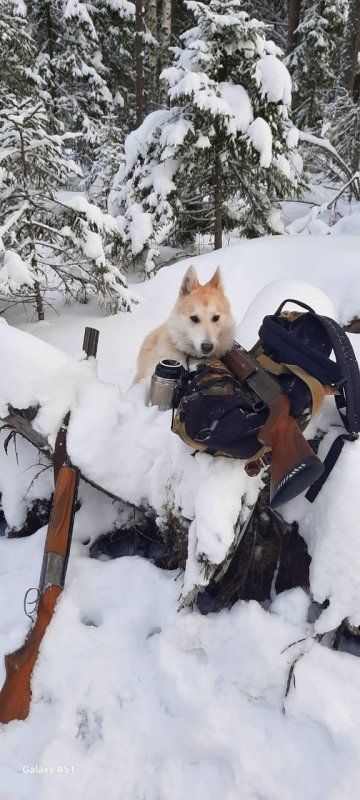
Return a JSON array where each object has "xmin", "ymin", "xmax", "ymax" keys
[{"xmin": 201, "ymin": 342, "xmax": 214, "ymax": 354}]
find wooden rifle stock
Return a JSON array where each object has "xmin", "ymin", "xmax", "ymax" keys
[
  {"xmin": 0, "ymin": 464, "xmax": 79, "ymax": 723},
  {"xmin": 224, "ymin": 344, "xmax": 324, "ymax": 508}
]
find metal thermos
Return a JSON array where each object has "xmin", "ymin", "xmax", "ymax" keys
[{"xmin": 149, "ymin": 359, "xmax": 183, "ymax": 411}]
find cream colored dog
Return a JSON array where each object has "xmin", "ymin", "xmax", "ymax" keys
[{"xmin": 134, "ymin": 265, "xmax": 236, "ymax": 381}]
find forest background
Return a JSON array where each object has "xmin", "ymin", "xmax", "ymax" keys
[{"xmin": 0, "ymin": 0, "xmax": 359, "ymax": 322}]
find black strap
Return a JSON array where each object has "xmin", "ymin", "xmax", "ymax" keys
[
  {"xmin": 260, "ymin": 299, "xmax": 360, "ymax": 502},
  {"xmin": 305, "ymin": 433, "xmax": 356, "ymax": 502},
  {"xmin": 318, "ymin": 315, "xmax": 360, "ymax": 435}
]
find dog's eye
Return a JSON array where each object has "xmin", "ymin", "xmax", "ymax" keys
[
  {"xmin": 212, "ymin": 315, "xmax": 220, "ymax": 322},
  {"xmin": 190, "ymin": 315, "xmax": 200, "ymax": 323}
]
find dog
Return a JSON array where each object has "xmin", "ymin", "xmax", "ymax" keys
[{"xmin": 134, "ymin": 265, "xmax": 236, "ymax": 381}]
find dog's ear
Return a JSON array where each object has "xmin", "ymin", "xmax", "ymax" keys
[
  {"xmin": 206, "ymin": 266, "xmax": 222, "ymax": 290},
  {"xmin": 179, "ymin": 265, "xmax": 199, "ymax": 296}
]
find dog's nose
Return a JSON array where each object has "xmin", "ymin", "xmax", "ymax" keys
[{"xmin": 201, "ymin": 342, "xmax": 214, "ymax": 354}]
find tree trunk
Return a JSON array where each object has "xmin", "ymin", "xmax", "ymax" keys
[
  {"xmin": 339, "ymin": 0, "xmax": 360, "ymax": 96},
  {"xmin": 214, "ymin": 156, "xmax": 223, "ymax": 250},
  {"xmin": 287, "ymin": 0, "xmax": 301, "ymax": 53},
  {"xmin": 45, "ymin": 0, "xmax": 55, "ymax": 62},
  {"xmin": 148, "ymin": 0, "xmax": 158, "ymax": 110},
  {"xmin": 135, "ymin": 0, "xmax": 144, "ymax": 126},
  {"xmin": 34, "ymin": 281, "xmax": 45, "ymax": 322},
  {"xmin": 160, "ymin": 0, "xmax": 172, "ymax": 107}
]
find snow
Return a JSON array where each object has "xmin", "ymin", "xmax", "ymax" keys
[
  {"xmin": 282, "ymin": 432, "xmax": 360, "ymax": 633},
  {"xmin": 160, "ymin": 119, "xmax": 194, "ymax": 151},
  {"xmin": 286, "ymin": 206, "xmax": 360, "ymax": 238},
  {"xmin": 286, "ymin": 126, "xmax": 299, "ymax": 149},
  {"xmin": 121, "ymin": 110, "xmax": 171, "ymax": 169},
  {"xmin": 104, "ymin": 0, "xmax": 135, "ymax": 18},
  {"xmin": 1, "ymin": 234, "xmax": 360, "ymax": 797},
  {"xmin": 255, "ymin": 55, "xmax": 292, "ymax": 104},
  {"xmin": 126, "ymin": 204, "xmax": 154, "ymax": 256},
  {"xmin": 60, "ymin": 194, "xmax": 118, "ymax": 235},
  {"xmin": 0, "ymin": 250, "xmax": 34, "ymax": 296},
  {"xmin": 273, "ymin": 153, "xmax": 291, "ymax": 178},
  {"xmin": 331, "ymin": 211, "xmax": 360, "ymax": 236},
  {"xmin": 218, "ymin": 82, "xmax": 253, "ymax": 135},
  {"xmin": 248, "ymin": 117, "xmax": 273, "ymax": 168}
]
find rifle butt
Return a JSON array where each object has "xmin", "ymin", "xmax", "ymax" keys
[
  {"xmin": 268, "ymin": 413, "xmax": 324, "ymax": 508},
  {"xmin": 0, "ymin": 585, "xmax": 61, "ymax": 723}
]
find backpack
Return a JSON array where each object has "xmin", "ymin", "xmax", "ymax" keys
[{"xmin": 172, "ymin": 299, "xmax": 360, "ymax": 502}]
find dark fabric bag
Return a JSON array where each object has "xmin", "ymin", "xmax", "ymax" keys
[{"xmin": 172, "ymin": 360, "xmax": 269, "ymax": 459}]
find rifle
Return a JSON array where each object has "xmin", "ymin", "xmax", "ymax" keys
[
  {"xmin": 223, "ymin": 341, "xmax": 325, "ymax": 508},
  {"xmin": 0, "ymin": 326, "xmax": 99, "ymax": 724},
  {"xmin": 0, "ymin": 464, "xmax": 79, "ymax": 723}
]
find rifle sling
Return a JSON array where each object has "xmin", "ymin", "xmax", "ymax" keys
[{"xmin": 257, "ymin": 354, "xmax": 325, "ymax": 421}]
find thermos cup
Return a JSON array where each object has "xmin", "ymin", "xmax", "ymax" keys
[{"xmin": 149, "ymin": 359, "xmax": 183, "ymax": 411}]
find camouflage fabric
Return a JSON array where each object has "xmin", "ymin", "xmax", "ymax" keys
[{"xmin": 172, "ymin": 358, "xmax": 269, "ymax": 460}]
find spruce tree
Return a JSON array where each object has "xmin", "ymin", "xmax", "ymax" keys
[
  {"xmin": 287, "ymin": 0, "xmax": 348, "ymax": 130},
  {"xmin": 86, "ymin": 0, "xmax": 136, "ymax": 206},
  {"xmin": 91, "ymin": 0, "xmax": 136, "ymax": 131},
  {"xmin": 28, "ymin": 0, "xmax": 114, "ymax": 167},
  {"xmin": 0, "ymin": 97, "xmax": 135, "ymax": 317},
  {"xmin": 243, "ymin": 1, "xmax": 288, "ymax": 50},
  {"xmin": 0, "ymin": 0, "xmax": 38, "ymax": 97},
  {"xmin": 111, "ymin": 0, "xmax": 299, "ymax": 271}
]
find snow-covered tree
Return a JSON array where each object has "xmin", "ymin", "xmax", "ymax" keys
[
  {"xmin": 110, "ymin": 0, "xmax": 299, "ymax": 271},
  {"xmin": 0, "ymin": 97, "xmax": 135, "ymax": 318},
  {"xmin": 243, "ymin": 1, "xmax": 288, "ymax": 50},
  {"xmin": 91, "ymin": 0, "xmax": 136, "ymax": 130},
  {"xmin": 0, "ymin": 0, "xmax": 38, "ymax": 99},
  {"xmin": 147, "ymin": 0, "xmax": 159, "ymax": 110},
  {"xmin": 287, "ymin": 0, "xmax": 348, "ymax": 130},
  {"xmin": 339, "ymin": 0, "xmax": 360, "ymax": 95},
  {"xmin": 28, "ymin": 0, "xmax": 114, "ymax": 167},
  {"xmin": 160, "ymin": 0, "xmax": 172, "ymax": 106},
  {"xmin": 323, "ymin": 90, "xmax": 360, "ymax": 190},
  {"xmin": 84, "ymin": 0, "xmax": 136, "ymax": 206}
]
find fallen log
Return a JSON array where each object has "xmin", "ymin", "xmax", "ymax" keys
[{"xmin": 1, "ymin": 320, "xmax": 358, "ymax": 633}]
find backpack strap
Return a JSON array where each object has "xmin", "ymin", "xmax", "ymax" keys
[
  {"xmin": 257, "ymin": 354, "xmax": 325, "ymax": 422},
  {"xmin": 304, "ymin": 314, "xmax": 360, "ymax": 502},
  {"xmin": 305, "ymin": 432, "xmax": 356, "ymax": 502},
  {"xmin": 317, "ymin": 315, "xmax": 360, "ymax": 435}
]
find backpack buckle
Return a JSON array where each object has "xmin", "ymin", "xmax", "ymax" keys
[{"xmin": 336, "ymin": 376, "xmax": 347, "ymax": 390}]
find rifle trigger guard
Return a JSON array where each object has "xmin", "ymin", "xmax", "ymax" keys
[{"xmin": 24, "ymin": 587, "xmax": 40, "ymax": 621}]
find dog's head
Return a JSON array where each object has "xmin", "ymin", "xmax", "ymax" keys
[{"xmin": 168, "ymin": 265, "xmax": 236, "ymax": 359}]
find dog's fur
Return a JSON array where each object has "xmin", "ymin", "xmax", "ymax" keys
[{"xmin": 134, "ymin": 265, "xmax": 236, "ymax": 381}]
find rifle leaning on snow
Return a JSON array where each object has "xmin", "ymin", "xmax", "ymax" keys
[
  {"xmin": 0, "ymin": 327, "xmax": 99, "ymax": 724},
  {"xmin": 223, "ymin": 341, "xmax": 324, "ymax": 509},
  {"xmin": 0, "ymin": 463, "xmax": 79, "ymax": 723}
]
